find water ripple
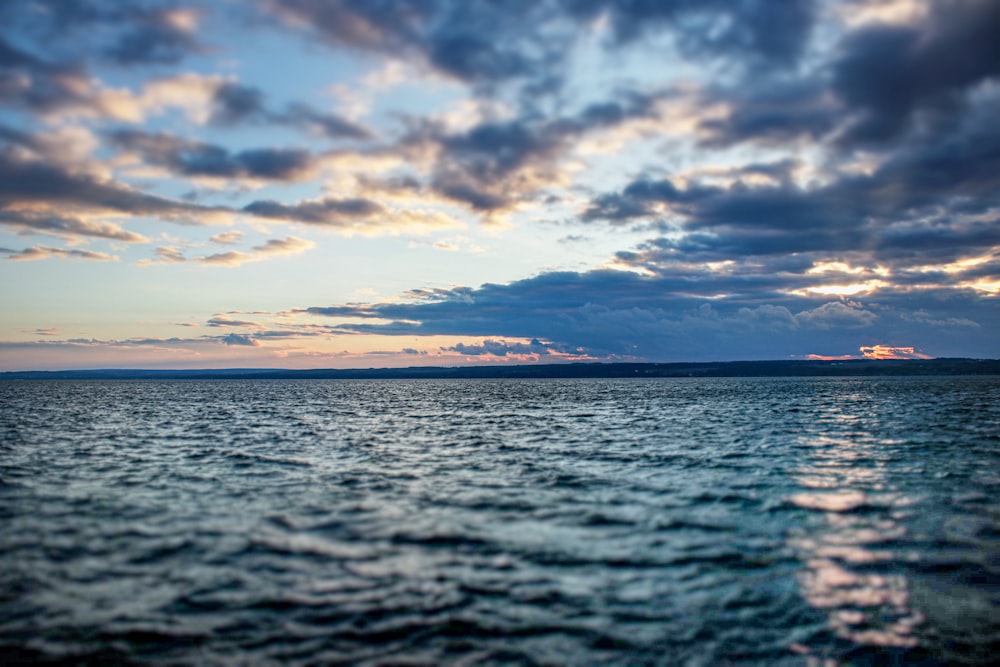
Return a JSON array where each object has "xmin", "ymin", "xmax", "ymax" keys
[{"xmin": 1, "ymin": 377, "xmax": 998, "ymax": 665}]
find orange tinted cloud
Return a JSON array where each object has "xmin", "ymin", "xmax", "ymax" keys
[{"xmin": 859, "ymin": 345, "xmax": 932, "ymax": 360}]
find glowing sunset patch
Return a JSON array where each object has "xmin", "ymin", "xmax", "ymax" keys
[
  {"xmin": 806, "ymin": 354, "xmax": 856, "ymax": 361},
  {"xmin": 916, "ymin": 255, "xmax": 993, "ymax": 274},
  {"xmin": 803, "ymin": 280, "xmax": 887, "ymax": 297},
  {"xmin": 958, "ymin": 279, "xmax": 1000, "ymax": 294},
  {"xmin": 859, "ymin": 345, "xmax": 932, "ymax": 360},
  {"xmin": 806, "ymin": 262, "xmax": 865, "ymax": 275}
]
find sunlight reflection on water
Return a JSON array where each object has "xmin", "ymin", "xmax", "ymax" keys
[{"xmin": 787, "ymin": 402, "xmax": 925, "ymax": 662}]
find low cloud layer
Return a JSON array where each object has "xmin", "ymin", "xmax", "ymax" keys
[{"xmin": 301, "ymin": 267, "xmax": 999, "ymax": 360}]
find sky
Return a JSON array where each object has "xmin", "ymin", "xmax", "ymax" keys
[{"xmin": 1, "ymin": 0, "xmax": 998, "ymax": 370}]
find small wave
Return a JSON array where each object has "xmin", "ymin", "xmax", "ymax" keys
[
  {"xmin": 224, "ymin": 452, "xmax": 313, "ymax": 468},
  {"xmin": 654, "ymin": 518, "xmax": 735, "ymax": 532},
  {"xmin": 580, "ymin": 512, "xmax": 637, "ymax": 527},
  {"xmin": 388, "ymin": 533, "xmax": 494, "ymax": 550}
]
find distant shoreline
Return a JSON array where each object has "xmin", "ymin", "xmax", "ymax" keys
[{"xmin": 2, "ymin": 358, "xmax": 999, "ymax": 380}]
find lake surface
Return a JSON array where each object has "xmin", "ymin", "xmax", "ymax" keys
[{"xmin": 1, "ymin": 377, "xmax": 998, "ymax": 665}]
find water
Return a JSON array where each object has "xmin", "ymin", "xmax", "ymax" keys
[{"xmin": 0, "ymin": 377, "xmax": 997, "ymax": 665}]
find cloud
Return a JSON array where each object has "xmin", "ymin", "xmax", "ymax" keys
[
  {"xmin": 697, "ymin": 80, "xmax": 837, "ymax": 148},
  {"xmin": 138, "ymin": 237, "xmax": 314, "ymax": 267},
  {"xmin": 261, "ymin": 0, "xmax": 820, "ymax": 92},
  {"xmin": 567, "ymin": 0, "xmax": 819, "ymax": 66},
  {"xmin": 0, "ymin": 69, "xmax": 371, "ymax": 141},
  {"xmin": 0, "ymin": 333, "xmax": 282, "ymax": 359},
  {"xmin": 299, "ymin": 264, "xmax": 1000, "ymax": 360},
  {"xmin": 691, "ymin": 0, "xmax": 1000, "ymax": 153},
  {"xmin": 0, "ymin": 1, "xmax": 207, "ymax": 67},
  {"xmin": 795, "ymin": 302, "xmax": 877, "ymax": 330},
  {"xmin": 417, "ymin": 117, "xmax": 568, "ymax": 212},
  {"xmin": 210, "ymin": 83, "xmax": 374, "ymax": 140},
  {"xmin": 831, "ymin": 0, "xmax": 1000, "ymax": 146},
  {"xmin": 103, "ymin": 8, "xmax": 206, "ymax": 66},
  {"xmin": 243, "ymin": 197, "xmax": 383, "ymax": 224},
  {"xmin": 272, "ymin": 102, "xmax": 376, "ymax": 141},
  {"xmin": 1, "ymin": 245, "xmax": 117, "ymax": 262},
  {"xmin": 859, "ymin": 344, "xmax": 932, "ymax": 360},
  {"xmin": 901, "ymin": 309, "xmax": 980, "ymax": 328},
  {"xmin": 398, "ymin": 93, "xmax": 660, "ymax": 216},
  {"xmin": 209, "ymin": 230, "xmax": 243, "ymax": 245},
  {"xmin": 243, "ymin": 196, "xmax": 460, "ymax": 234},
  {"xmin": 209, "ymin": 82, "xmax": 267, "ymax": 125},
  {"xmin": 0, "ymin": 208, "xmax": 148, "ymax": 243},
  {"xmin": 1, "ymin": 67, "xmax": 230, "ymax": 124},
  {"xmin": 207, "ymin": 314, "xmax": 261, "ymax": 328},
  {"xmin": 445, "ymin": 338, "xmax": 552, "ymax": 357},
  {"xmin": 221, "ymin": 333, "xmax": 260, "ymax": 347},
  {"xmin": 0, "ymin": 25, "xmax": 366, "ymax": 143},
  {"xmin": 197, "ymin": 236, "xmax": 315, "ymax": 267},
  {"xmin": 260, "ymin": 0, "xmax": 567, "ymax": 89},
  {"xmin": 146, "ymin": 246, "xmax": 186, "ymax": 264},
  {"xmin": 584, "ymin": 106, "xmax": 1000, "ymax": 272},
  {"xmin": 0, "ymin": 32, "xmax": 92, "ymax": 117},
  {"xmin": 0, "ymin": 148, "xmax": 226, "ymax": 222},
  {"xmin": 110, "ymin": 130, "xmax": 318, "ymax": 183}
]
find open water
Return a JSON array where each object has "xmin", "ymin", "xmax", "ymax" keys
[{"xmin": 0, "ymin": 377, "xmax": 998, "ymax": 665}]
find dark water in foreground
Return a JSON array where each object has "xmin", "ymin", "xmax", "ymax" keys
[{"xmin": 1, "ymin": 377, "xmax": 998, "ymax": 666}]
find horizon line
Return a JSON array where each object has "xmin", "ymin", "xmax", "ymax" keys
[{"xmin": 4, "ymin": 357, "xmax": 999, "ymax": 378}]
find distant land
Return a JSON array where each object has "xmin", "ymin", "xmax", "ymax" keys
[{"xmin": 3, "ymin": 358, "xmax": 999, "ymax": 380}]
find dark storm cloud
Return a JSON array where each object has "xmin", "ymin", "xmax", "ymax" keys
[
  {"xmin": 235, "ymin": 148, "xmax": 313, "ymax": 180},
  {"xmin": 831, "ymin": 0, "xmax": 1000, "ymax": 146},
  {"xmin": 307, "ymin": 269, "xmax": 820, "ymax": 337},
  {"xmin": 698, "ymin": 0, "xmax": 1000, "ymax": 150},
  {"xmin": 444, "ymin": 339, "xmax": 553, "ymax": 357},
  {"xmin": 0, "ymin": 34, "xmax": 90, "ymax": 115},
  {"xmin": 210, "ymin": 83, "xmax": 374, "ymax": 140},
  {"xmin": 221, "ymin": 333, "xmax": 260, "ymax": 347},
  {"xmin": 210, "ymin": 82, "xmax": 267, "ymax": 124},
  {"xmin": 110, "ymin": 130, "xmax": 316, "ymax": 181},
  {"xmin": 0, "ymin": 34, "xmax": 44, "ymax": 69},
  {"xmin": 243, "ymin": 197, "xmax": 385, "ymax": 226},
  {"xmin": 698, "ymin": 80, "xmax": 837, "ymax": 148},
  {"xmin": 0, "ymin": 123, "xmax": 45, "ymax": 151},
  {"xmin": 0, "ymin": 0, "xmax": 206, "ymax": 67},
  {"xmin": 301, "ymin": 266, "xmax": 1000, "ymax": 360},
  {"xmin": 585, "ymin": 108, "xmax": 1000, "ymax": 267},
  {"xmin": 562, "ymin": 0, "xmax": 818, "ymax": 66},
  {"xmin": 424, "ymin": 118, "xmax": 564, "ymax": 210},
  {"xmin": 261, "ymin": 0, "xmax": 565, "ymax": 88},
  {"xmin": 262, "ymin": 0, "xmax": 819, "ymax": 92},
  {"xmin": 274, "ymin": 102, "xmax": 375, "ymax": 140},
  {"xmin": 0, "ymin": 149, "xmax": 221, "ymax": 220},
  {"xmin": 102, "ymin": 7, "xmax": 204, "ymax": 66},
  {"xmin": 404, "ymin": 92, "xmax": 659, "ymax": 212}
]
